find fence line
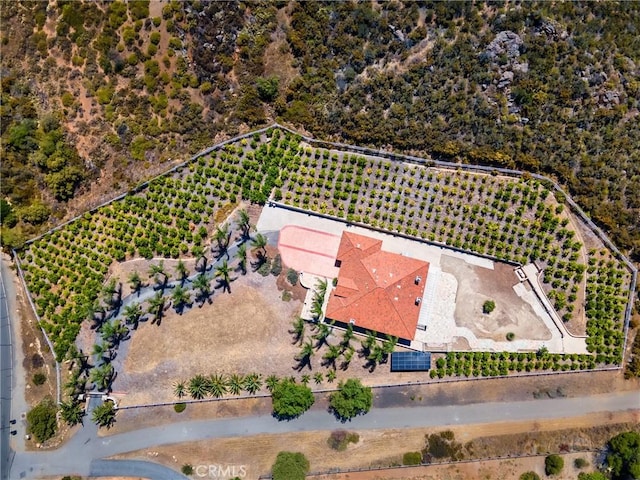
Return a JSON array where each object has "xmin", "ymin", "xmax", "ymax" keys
[
  {"xmin": 258, "ymin": 449, "xmax": 602, "ymax": 479},
  {"xmin": 114, "ymin": 365, "xmax": 619, "ymax": 411},
  {"xmin": 12, "ymin": 123, "xmax": 637, "ymax": 405}
]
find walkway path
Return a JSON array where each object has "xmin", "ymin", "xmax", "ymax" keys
[{"xmin": 9, "ymin": 391, "xmax": 639, "ymax": 479}]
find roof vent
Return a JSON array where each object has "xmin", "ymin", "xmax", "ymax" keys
[
  {"xmin": 349, "ymin": 318, "xmax": 356, "ymax": 325},
  {"xmin": 415, "ymin": 276, "xmax": 422, "ymax": 285},
  {"xmin": 415, "ymin": 297, "xmax": 422, "ymax": 305}
]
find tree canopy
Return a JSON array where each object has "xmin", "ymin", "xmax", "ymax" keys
[
  {"xmin": 271, "ymin": 378, "xmax": 314, "ymax": 420},
  {"xmin": 271, "ymin": 451, "xmax": 309, "ymax": 480},
  {"xmin": 26, "ymin": 397, "xmax": 58, "ymax": 443},
  {"xmin": 329, "ymin": 378, "xmax": 373, "ymax": 421},
  {"xmin": 607, "ymin": 431, "xmax": 640, "ymax": 480}
]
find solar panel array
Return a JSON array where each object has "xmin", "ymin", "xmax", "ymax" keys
[{"xmin": 390, "ymin": 351, "xmax": 431, "ymax": 372}]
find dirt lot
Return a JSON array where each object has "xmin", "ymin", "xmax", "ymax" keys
[
  {"xmin": 442, "ymin": 256, "xmax": 551, "ymax": 341},
  {"xmin": 112, "ymin": 411, "xmax": 639, "ymax": 479}
]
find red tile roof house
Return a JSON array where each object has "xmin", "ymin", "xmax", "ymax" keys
[{"xmin": 326, "ymin": 231, "xmax": 429, "ymax": 345}]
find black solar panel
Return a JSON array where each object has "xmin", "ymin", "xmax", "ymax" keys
[{"xmin": 390, "ymin": 351, "xmax": 431, "ymax": 372}]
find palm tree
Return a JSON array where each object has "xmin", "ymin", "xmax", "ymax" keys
[
  {"xmin": 366, "ymin": 345, "xmax": 385, "ymax": 372},
  {"xmin": 101, "ymin": 320, "xmax": 128, "ymax": 348},
  {"xmin": 341, "ymin": 324, "xmax": 354, "ymax": 349},
  {"xmin": 251, "ymin": 232, "xmax": 267, "ymax": 254},
  {"xmin": 322, "ymin": 344, "xmax": 341, "ymax": 369},
  {"xmin": 215, "ymin": 260, "xmax": 233, "ymax": 293},
  {"xmin": 171, "ymin": 284, "xmax": 191, "ymax": 314},
  {"xmin": 173, "ymin": 380, "xmax": 187, "ymax": 399},
  {"xmin": 326, "ymin": 369, "xmax": 337, "ymax": 383},
  {"xmin": 192, "ymin": 274, "xmax": 212, "ymax": 306},
  {"xmin": 381, "ymin": 335, "xmax": 398, "ymax": 362},
  {"xmin": 123, "ymin": 303, "xmax": 143, "ymax": 330},
  {"xmin": 301, "ymin": 374, "xmax": 311, "ymax": 385},
  {"xmin": 92, "ymin": 342, "xmax": 112, "ymax": 363},
  {"xmin": 235, "ymin": 242, "xmax": 247, "ymax": 275},
  {"xmin": 313, "ymin": 323, "xmax": 332, "ymax": 349},
  {"xmin": 227, "ymin": 374, "xmax": 244, "ymax": 396},
  {"xmin": 90, "ymin": 363, "xmax": 115, "ymax": 391},
  {"xmin": 289, "ymin": 317, "xmax": 305, "ymax": 345},
  {"xmin": 175, "ymin": 259, "xmax": 188, "ymax": 285},
  {"xmin": 128, "ymin": 271, "xmax": 143, "ymax": 295},
  {"xmin": 340, "ymin": 346, "xmax": 355, "ymax": 371},
  {"xmin": 64, "ymin": 368, "xmax": 86, "ymax": 397},
  {"xmin": 295, "ymin": 341, "xmax": 315, "ymax": 371},
  {"xmin": 92, "ymin": 400, "xmax": 116, "ymax": 428},
  {"xmin": 87, "ymin": 300, "xmax": 106, "ymax": 331},
  {"xmin": 60, "ymin": 399, "xmax": 85, "ymax": 426},
  {"xmin": 265, "ymin": 374, "xmax": 279, "ymax": 392},
  {"xmin": 243, "ymin": 373, "xmax": 262, "ymax": 394},
  {"xmin": 189, "ymin": 374, "xmax": 208, "ymax": 399},
  {"xmin": 192, "ymin": 245, "xmax": 209, "ymax": 273},
  {"xmin": 237, "ymin": 208, "xmax": 252, "ymax": 241},
  {"xmin": 102, "ymin": 278, "xmax": 118, "ymax": 308},
  {"xmin": 206, "ymin": 373, "xmax": 227, "ymax": 398},
  {"xmin": 313, "ymin": 372, "xmax": 324, "ymax": 385},
  {"xmin": 147, "ymin": 291, "xmax": 166, "ymax": 325},
  {"xmin": 149, "ymin": 261, "xmax": 167, "ymax": 289},
  {"xmin": 360, "ymin": 330, "xmax": 378, "ymax": 357},
  {"xmin": 213, "ymin": 224, "xmax": 230, "ymax": 259}
]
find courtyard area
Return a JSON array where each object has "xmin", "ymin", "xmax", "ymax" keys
[{"xmin": 257, "ymin": 203, "xmax": 588, "ymax": 355}]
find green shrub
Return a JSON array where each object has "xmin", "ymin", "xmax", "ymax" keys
[
  {"xmin": 403, "ymin": 451, "xmax": 422, "ymax": 465},
  {"xmin": 174, "ymin": 402, "xmax": 186, "ymax": 413},
  {"xmin": 483, "ymin": 300, "xmax": 496, "ymax": 314},
  {"xmin": 286, "ymin": 268, "xmax": 298, "ymax": 286},
  {"xmin": 545, "ymin": 454, "xmax": 564, "ymax": 475},
  {"xmin": 32, "ymin": 371, "xmax": 47, "ymax": 385},
  {"xmin": 270, "ymin": 254, "xmax": 282, "ymax": 276},
  {"xmin": 181, "ymin": 464, "xmax": 193, "ymax": 475},
  {"xmin": 519, "ymin": 472, "xmax": 540, "ymax": 480},
  {"xmin": 271, "ymin": 451, "xmax": 309, "ymax": 480},
  {"xmin": 327, "ymin": 430, "xmax": 360, "ymax": 451},
  {"xmin": 27, "ymin": 397, "xmax": 58, "ymax": 443},
  {"xmin": 271, "ymin": 379, "xmax": 314, "ymax": 420},
  {"xmin": 258, "ymin": 259, "xmax": 271, "ymax": 276},
  {"xmin": 574, "ymin": 457, "xmax": 588, "ymax": 469},
  {"xmin": 506, "ymin": 332, "xmax": 515, "ymax": 341}
]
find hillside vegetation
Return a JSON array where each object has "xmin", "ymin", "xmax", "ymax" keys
[{"xmin": 1, "ymin": 1, "xmax": 639, "ymax": 263}]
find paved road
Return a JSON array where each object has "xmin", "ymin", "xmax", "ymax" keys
[
  {"xmin": 90, "ymin": 459, "xmax": 188, "ymax": 479},
  {"xmin": 0, "ymin": 256, "xmax": 18, "ymax": 480},
  {"xmin": 9, "ymin": 390, "xmax": 639, "ymax": 479}
]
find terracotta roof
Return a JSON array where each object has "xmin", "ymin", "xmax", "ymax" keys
[{"xmin": 326, "ymin": 232, "xmax": 429, "ymax": 340}]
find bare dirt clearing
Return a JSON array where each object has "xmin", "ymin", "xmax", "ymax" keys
[
  {"xmin": 112, "ymin": 412, "xmax": 639, "ymax": 479},
  {"xmin": 442, "ymin": 257, "xmax": 551, "ymax": 342}
]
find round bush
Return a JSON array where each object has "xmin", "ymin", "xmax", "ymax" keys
[
  {"xmin": 519, "ymin": 472, "xmax": 540, "ymax": 480},
  {"xmin": 32, "ymin": 371, "xmax": 47, "ymax": 386},
  {"xmin": 403, "ymin": 451, "xmax": 422, "ymax": 465},
  {"xmin": 506, "ymin": 332, "xmax": 515, "ymax": 341},
  {"xmin": 545, "ymin": 454, "xmax": 564, "ymax": 475},
  {"xmin": 174, "ymin": 403, "xmax": 186, "ymax": 413}
]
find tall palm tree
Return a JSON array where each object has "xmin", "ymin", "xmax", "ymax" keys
[
  {"xmin": 360, "ymin": 330, "xmax": 378, "ymax": 357},
  {"xmin": 192, "ymin": 273, "xmax": 212, "ymax": 306},
  {"xmin": 101, "ymin": 278, "xmax": 118, "ymax": 308},
  {"xmin": 60, "ymin": 399, "xmax": 85, "ymax": 426},
  {"xmin": 227, "ymin": 374, "xmax": 244, "ymax": 396},
  {"xmin": 366, "ymin": 345, "xmax": 385, "ymax": 372},
  {"xmin": 341, "ymin": 324, "xmax": 354, "ymax": 349},
  {"xmin": 90, "ymin": 363, "xmax": 115, "ymax": 391},
  {"xmin": 301, "ymin": 374, "xmax": 311, "ymax": 385},
  {"xmin": 313, "ymin": 323, "xmax": 332, "ymax": 349},
  {"xmin": 148, "ymin": 261, "xmax": 167, "ymax": 289},
  {"xmin": 243, "ymin": 373, "xmax": 262, "ymax": 395},
  {"xmin": 213, "ymin": 224, "xmax": 230, "ymax": 259},
  {"xmin": 215, "ymin": 260, "xmax": 232, "ymax": 293},
  {"xmin": 64, "ymin": 368, "xmax": 86, "ymax": 397},
  {"xmin": 295, "ymin": 341, "xmax": 315, "ymax": 371},
  {"xmin": 313, "ymin": 372, "xmax": 324, "ymax": 385},
  {"xmin": 237, "ymin": 208, "xmax": 252, "ymax": 241},
  {"xmin": 171, "ymin": 284, "xmax": 191, "ymax": 314},
  {"xmin": 101, "ymin": 319, "xmax": 128, "ymax": 348},
  {"xmin": 123, "ymin": 303, "xmax": 143, "ymax": 330},
  {"xmin": 192, "ymin": 245, "xmax": 209, "ymax": 273},
  {"xmin": 340, "ymin": 346, "xmax": 355, "ymax": 371},
  {"xmin": 289, "ymin": 317, "xmax": 305, "ymax": 345},
  {"xmin": 322, "ymin": 344, "xmax": 341, "ymax": 369},
  {"xmin": 251, "ymin": 232, "xmax": 267, "ymax": 254},
  {"xmin": 326, "ymin": 369, "xmax": 337, "ymax": 383},
  {"xmin": 381, "ymin": 335, "xmax": 398, "ymax": 361},
  {"xmin": 128, "ymin": 271, "xmax": 143, "ymax": 295},
  {"xmin": 147, "ymin": 291, "xmax": 166, "ymax": 325},
  {"xmin": 175, "ymin": 259, "xmax": 188, "ymax": 285},
  {"xmin": 92, "ymin": 342, "xmax": 112, "ymax": 363},
  {"xmin": 235, "ymin": 243, "xmax": 247, "ymax": 275},
  {"xmin": 91, "ymin": 400, "xmax": 116, "ymax": 428}
]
